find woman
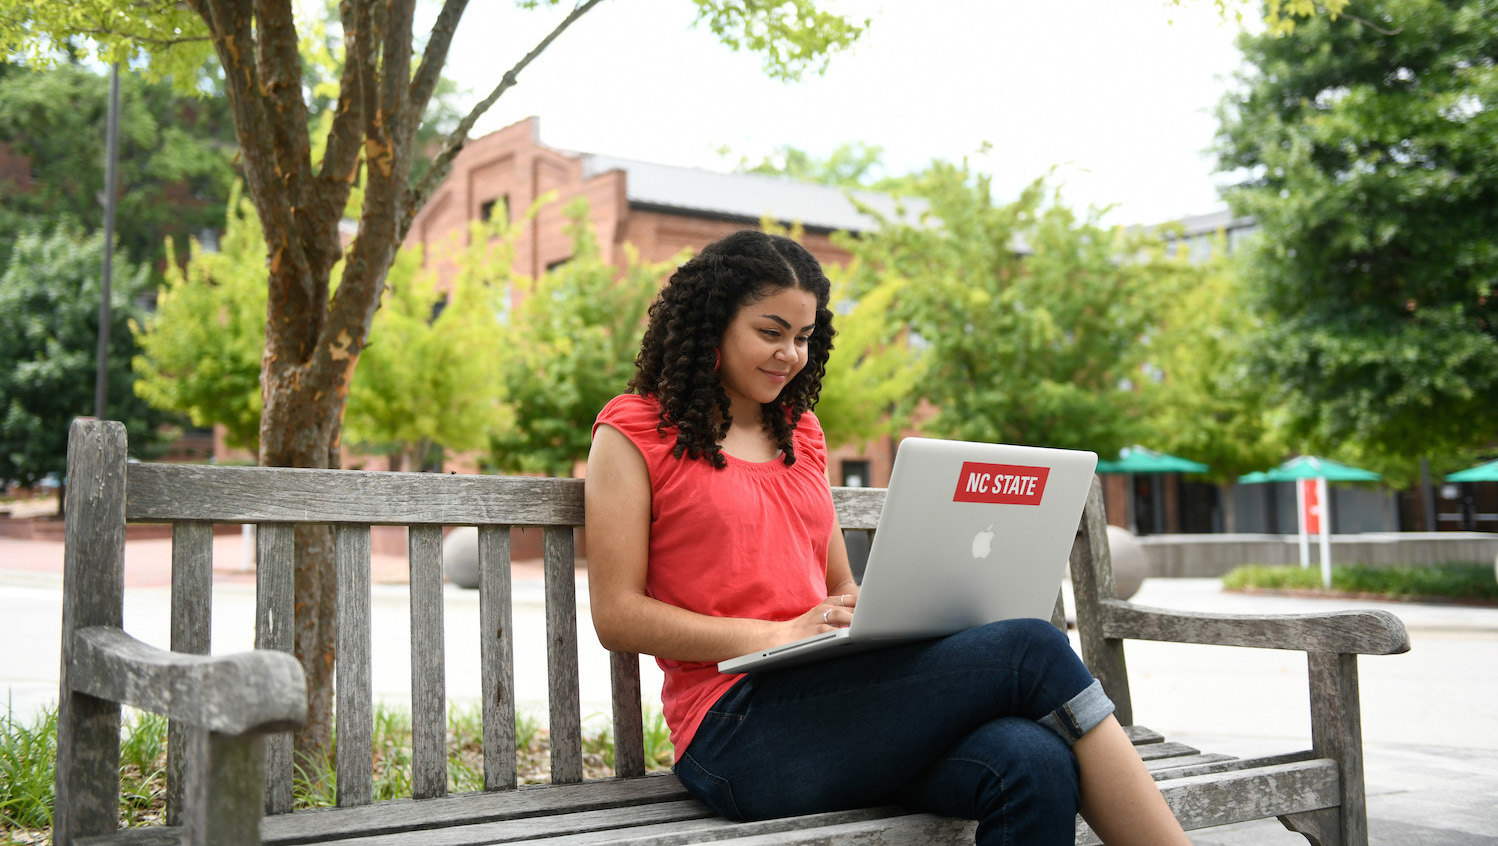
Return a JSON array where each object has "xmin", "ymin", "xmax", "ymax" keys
[{"xmin": 585, "ymin": 230, "xmax": 1188, "ymax": 845}]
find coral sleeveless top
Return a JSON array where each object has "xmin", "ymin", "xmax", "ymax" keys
[{"xmin": 592, "ymin": 394, "xmax": 835, "ymax": 758}]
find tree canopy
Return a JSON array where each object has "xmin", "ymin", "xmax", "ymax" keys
[
  {"xmin": 835, "ymin": 162, "xmax": 1182, "ymax": 456},
  {"xmin": 1, "ymin": 225, "xmax": 172, "ymax": 488},
  {"xmin": 0, "ymin": 62, "xmax": 237, "ymax": 272},
  {"xmin": 1216, "ymin": 0, "xmax": 1498, "ymax": 470}
]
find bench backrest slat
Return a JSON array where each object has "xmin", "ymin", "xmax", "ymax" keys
[
  {"xmin": 610, "ymin": 652, "xmax": 647, "ymax": 778},
  {"xmin": 335, "ymin": 524, "xmax": 374, "ymax": 807},
  {"xmin": 544, "ymin": 526, "xmax": 584, "ymax": 784},
  {"xmin": 478, "ymin": 525, "xmax": 519, "ymax": 791},
  {"xmin": 255, "ymin": 522, "xmax": 297, "ymax": 814},
  {"xmin": 126, "ymin": 464, "xmax": 585, "ymax": 526},
  {"xmin": 409, "ymin": 525, "xmax": 449, "ymax": 799},
  {"xmin": 167, "ymin": 521, "xmax": 214, "ymax": 826}
]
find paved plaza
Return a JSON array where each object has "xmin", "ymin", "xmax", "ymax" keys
[{"xmin": 2, "ymin": 532, "xmax": 1496, "ymax": 844}]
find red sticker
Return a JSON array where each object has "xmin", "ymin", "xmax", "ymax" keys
[{"xmin": 953, "ymin": 462, "xmax": 1049, "ymax": 505}]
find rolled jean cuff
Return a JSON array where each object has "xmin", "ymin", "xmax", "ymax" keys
[{"xmin": 1038, "ymin": 678, "xmax": 1114, "ymax": 745}]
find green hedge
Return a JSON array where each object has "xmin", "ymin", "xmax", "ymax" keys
[{"xmin": 1222, "ymin": 562, "xmax": 1498, "ymax": 602}]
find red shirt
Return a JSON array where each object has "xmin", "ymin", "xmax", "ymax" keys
[{"xmin": 592, "ymin": 394, "xmax": 835, "ymax": 758}]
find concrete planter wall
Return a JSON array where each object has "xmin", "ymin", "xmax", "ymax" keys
[{"xmin": 1138, "ymin": 532, "xmax": 1498, "ymax": 578}]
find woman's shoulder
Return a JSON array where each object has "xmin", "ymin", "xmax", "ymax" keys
[
  {"xmin": 792, "ymin": 408, "xmax": 827, "ymax": 467},
  {"xmin": 595, "ymin": 394, "xmax": 673, "ymax": 447}
]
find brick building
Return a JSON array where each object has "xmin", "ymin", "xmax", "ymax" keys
[{"xmin": 405, "ymin": 117, "xmax": 918, "ymax": 489}]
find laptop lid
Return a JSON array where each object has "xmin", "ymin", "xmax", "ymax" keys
[
  {"xmin": 717, "ymin": 437, "xmax": 1097, "ymax": 673},
  {"xmin": 845, "ymin": 437, "xmax": 1097, "ymax": 641}
]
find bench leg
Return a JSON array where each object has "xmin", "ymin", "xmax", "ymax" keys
[
  {"xmin": 1279, "ymin": 652, "xmax": 1368, "ymax": 846},
  {"xmin": 181, "ymin": 727, "xmax": 267, "ymax": 846}
]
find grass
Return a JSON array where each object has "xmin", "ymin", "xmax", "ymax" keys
[
  {"xmin": 0, "ymin": 699, "xmax": 674, "ymax": 843},
  {"xmin": 1222, "ymin": 561, "xmax": 1498, "ymax": 603}
]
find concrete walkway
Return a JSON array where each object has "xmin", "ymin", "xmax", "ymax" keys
[{"xmin": 3, "ymin": 533, "xmax": 1496, "ymax": 844}]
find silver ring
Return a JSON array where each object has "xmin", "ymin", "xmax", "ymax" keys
[
  {"xmin": 823, "ymin": 608, "xmax": 832, "ymax": 624},
  {"xmin": 840, "ymin": 594, "xmax": 848, "ymax": 606}
]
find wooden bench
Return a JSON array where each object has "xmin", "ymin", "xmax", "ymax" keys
[{"xmin": 56, "ymin": 419, "xmax": 1410, "ymax": 845}]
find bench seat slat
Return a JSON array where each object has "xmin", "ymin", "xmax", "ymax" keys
[
  {"xmin": 410, "ymin": 525, "xmax": 448, "ymax": 800},
  {"xmin": 479, "ymin": 525, "xmax": 518, "ymax": 791},
  {"xmin": 258, "ymin": 775, "xmax": 689, "ymax": 842},
  {"xmin": 336, "ymin": 525, "xmax": 375, "ymax": 808},
  {"xmin": 126, "ymin": 465, "xmax": 584, "ymax": 526},
  {"xmin": 291, "ymin": 800, "xmax": 715, "ymax": 845},
  {"xmin": 1074, "ymin": 758, "xmax": 1343, "ymax": 845}
]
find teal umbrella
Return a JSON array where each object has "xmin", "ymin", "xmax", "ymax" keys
[
  {"xmin": 1446, "ymin": 459, "xmax": 1498, "ymax": 483},
  {"xmin": 1096, "ymin": 445, "xmax": 1209, "ymax": 475},
  {"xmin": 1237, "ymin": 456, "xmax": 1381, "ymax": 484},
  {"xmin": 1236, "ymin": 456, "xmax": 1380, "ymax": 587}
]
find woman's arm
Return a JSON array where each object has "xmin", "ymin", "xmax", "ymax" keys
[
  {"xmin": 586, "ymin": 424, "xmax": 843, "ymax": 663},
  {"xmin": 821, "ymin": 513, "xmax": 859, "ymax": 628}
]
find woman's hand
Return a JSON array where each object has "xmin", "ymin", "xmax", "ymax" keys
[{"xmin": 773, "ymin": 590, "xmax": 858, "ymax": 645}]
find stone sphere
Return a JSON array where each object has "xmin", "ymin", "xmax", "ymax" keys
[
  {"xmin": 1106, "ymin": 525, "xmax": 1147, "ymax": 600},
  {"xmin": 443, "ymin": 526, "xmax": 480, "ymax": 589}
]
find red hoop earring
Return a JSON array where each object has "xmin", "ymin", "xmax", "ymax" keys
[{"xmin": 713, "ymin": 347, "xmax": 721, "ymax": 372}]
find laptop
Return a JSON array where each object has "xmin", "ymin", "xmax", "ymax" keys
[{"xmin": 718, "ymin": 437, "xmax": 1097, "ymax": 673}]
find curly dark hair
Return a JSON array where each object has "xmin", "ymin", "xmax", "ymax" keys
[{"xmin": 628, "ymin": 230, "xmax": 836, "ymax": 469}]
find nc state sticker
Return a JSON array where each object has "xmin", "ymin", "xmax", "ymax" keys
[{"xmin": 953, "ymin": 462, "xmax": 1049, "ymax": 506}]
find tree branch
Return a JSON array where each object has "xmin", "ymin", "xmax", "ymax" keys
[
  {"xmin": 310, "ymin": 1, "xmax": 366, "ymax": 256},
  {"xmin": 401, "ymin": 0, "xmax": 606, "ymax": 240},
  {"xmin": 409, "ymin": 0, "xmax": 468, "ymax": 128},
  {"xmin": 1339, "ymin": 12, "xmax": 1403, "ymax": 36}
]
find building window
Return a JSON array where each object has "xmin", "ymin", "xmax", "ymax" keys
[
  {"xmin": 842, "ymin": 460, "xmax": 871, "ymax": 488},
  {"xmin": 480, "ymin": 195, "xmax": 509, "ymax": 223}
]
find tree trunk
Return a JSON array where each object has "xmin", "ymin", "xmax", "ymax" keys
[
  {"xmin": 1219, "ymin": 482, "xmax": 1238, "ymax": 533},
  {"xmin": 259, "ymin": 361, "xmax": 352, "ymax": 762}
]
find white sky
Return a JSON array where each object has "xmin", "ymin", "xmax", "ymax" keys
[{"xmin": 435, "ymin": 0, "xmax": 1254, "ymax": 227}]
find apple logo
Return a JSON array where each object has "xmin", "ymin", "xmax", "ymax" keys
[{"xmin": 971, "ymin": 524, "xmax": 995, "ymax": 559}]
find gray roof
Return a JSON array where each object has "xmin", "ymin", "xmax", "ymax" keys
[{"xmin": 579, "ymin": 154, "xmax": 925, "ymax": 234}]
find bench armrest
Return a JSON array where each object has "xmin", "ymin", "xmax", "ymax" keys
[
  {"xmin": 71, "ymin": 626, "xmax": 307, "ymax": 735},
  {"xmin": 1098, "ymin": 599, "xmax": 1411, "ymax": 655}
]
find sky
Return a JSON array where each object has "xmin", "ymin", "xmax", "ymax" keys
[{"xmin": 432, "ymin": 0, "xmax": 1257, "ymax": 228}]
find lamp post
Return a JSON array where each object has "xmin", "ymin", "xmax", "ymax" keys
[{"xmin": 94, "ymin": 63, "xmax": 121, "ymax": 419}]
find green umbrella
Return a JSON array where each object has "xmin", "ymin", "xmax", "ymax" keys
[
  {"xmin": 1096, "ymin": 445, "xmax": 1209, "ymax": 475},
  {"xmin": 1238, "ymin": 456, "xmax": 1381, "ymax": 483},
  {"xmin": 1446, "ymin": 459, "xmax": 1498, "ymax": 483}
]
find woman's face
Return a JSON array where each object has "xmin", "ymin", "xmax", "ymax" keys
[{"xmin": 717, "ymin": 285, "xmax": 818, "ymax": 417}]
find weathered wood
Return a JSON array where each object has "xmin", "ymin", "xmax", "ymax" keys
[
  {"xmin": 167, "ymin": 521, "xmax": 214, "ymax": 826},
  {"xmin": 1068, "ymin": 476, "xmax": 1133, "ymax": 725},
  {"xmin": 545, "ymin": 526, "xmax": 584, "ymax": 784},
  {"xmin": 829, "ymin": 486, "xmax": 883, "ymax": 531},
  {"xmin": 611, "ymin": 651, "xmax": 647, "ymax": 778},
  {"xmin": 127, "ymin": 464, "xmax": 585, "ymax": 527},
  {"xmin": 255, "ymin": 521, "xmax": 297, "ymax": 815},
  {"xmin": 335, "ymin": 525, "xmax": 374, "ymax": 807},
  {"xmin": 409, "ymin": 525, "xmax": 448, "ymax": 800},
  {"xmin": 1304, "ymin": 651, "xmax": 1367, "ymax": 846},
  {"xmin": 179, "ymin": 728, "xmax": 266, "ymax": 846},
  {"xmin": 1076, "ymin": 759, "xmax": 1342, "ymax": 845},
  {"xmin": 58, "ymin": 419, "xmax": 129, "ymax": 846},
  {"xmin": 1100, "ymin": 601, "xmax": 1411, "ymax": 655},
  {"xmin": 258, "ymin": 774, "xmax": 689, "ymax": 842},
  {"xmin": 70, "ymin": 626, "xmax": 304, "ymax": 734},
  {"xmin": 478, "ymin": 525, "xmax": 518, "ymax": 791}
]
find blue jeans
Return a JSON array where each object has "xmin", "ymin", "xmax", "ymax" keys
[{"xmin": 674, "ymin": 618, "xmax": 1112, "ymax": 846}]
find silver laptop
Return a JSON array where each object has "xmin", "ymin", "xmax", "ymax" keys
[{"xmin": 718, "ymin": 437, "xmax": 1097, "ymax": 673}]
